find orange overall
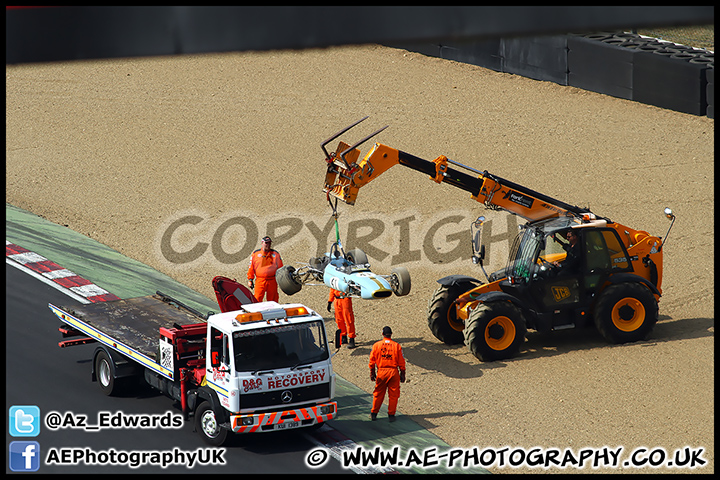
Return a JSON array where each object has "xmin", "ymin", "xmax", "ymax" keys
[
  {"xmin": 246, "ymin": 249, "xmax": 283, "ymax": 302},
  {"xmin": 369, "ymin": 338, "xmax": 406, "ymax": 416},
  {"xmin": 328, "ymin": 289, "xmax": 356, "ymax": 339}
]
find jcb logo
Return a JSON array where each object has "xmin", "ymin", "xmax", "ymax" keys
[{"xmin": 551, "ymin": 286, "xmax": 571, "ymax": 302}]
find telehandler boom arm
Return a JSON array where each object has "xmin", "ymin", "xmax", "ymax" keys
[{"xmin": 322, "ymin": 118, "xmax": 593, "ymax": 223}]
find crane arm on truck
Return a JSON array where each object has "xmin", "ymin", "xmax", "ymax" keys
[{"xmin": 322, "ymin": 117, "xmax": 594, "ymax": 223}]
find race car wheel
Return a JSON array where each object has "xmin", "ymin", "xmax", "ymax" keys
[
  {"xmin": 276, "ymin": 266, "xmax": 302, "ymax": 295},
  {"xmin": 195, "ymin": 401, "xmax": 229, "ymax": 446},
  {"xmin": 594, "ymin": 282, "xmax": 658, "ymax": 344},
  {"xmin": 346, "ymin": 248, "xmax": 369, "ymax": 266},
  {"xmin": 391, "ymin": 266, "xmax": 411, "ymax": 296},
  {"xmin": 427, "ymin": 282, "xmax": 475, "ymax": 345},
  {"xmin": 464, "ymin": 301, "xmax": 526, "ymax": 362}
]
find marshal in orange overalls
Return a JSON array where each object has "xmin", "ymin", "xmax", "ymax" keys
[
  {"xmin": 328, "ymin": 289, "xmax": 355, "ymax": 341},
  {"xmin": 246, "ymin": 248, "xmax": 283, "ymax": 302},
  {"xmin": 369, "ymin": 332, "xmax": 406, "ymax": 418}
]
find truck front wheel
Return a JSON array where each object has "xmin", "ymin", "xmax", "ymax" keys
[
  {"xmin": 464, "ymin": 301, "xmax": 526, "ymax": 362},
  {"xmin": 195, "ymin": 401, "xmax": 229, "ymax": 446},
  {"xmin": 594, "ymin": 282, "xmax": 658, "ymax": 344}
]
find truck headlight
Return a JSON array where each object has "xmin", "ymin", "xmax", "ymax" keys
[
  {"xmin": 320, "ymin": 404, "xmax": 335, "ymax": 415},
  {"xmin": 240, "ymin": 416, "xmax": 255, "ymax": 426}
]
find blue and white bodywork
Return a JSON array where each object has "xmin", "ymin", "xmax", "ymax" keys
[
  {"xmin": 322, "ymin": 256, "xmax": 393, "ymax": 299},
  {"xmin": 276, "ymin": 242, "xmax": 410, "ymax": 300}
]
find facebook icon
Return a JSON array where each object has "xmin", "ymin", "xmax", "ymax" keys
[{"xmin": 9, "ymin": 441, "xmax": 41, "ymax": 472}]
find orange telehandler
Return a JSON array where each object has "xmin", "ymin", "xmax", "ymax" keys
[{"xmin": 321, "ymin": 117, "xmax": 676, "ymax": 361}]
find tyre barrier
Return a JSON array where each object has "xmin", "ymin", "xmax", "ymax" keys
[
  {"xmin": 569, "ymin": 33, "xmax": 714, "ymax": 116},
  {"xmin": 632, "ymin": 42, "xmax": 713, "ymax": 116},
  {"xmin": 385, "ymin": 32, "xmax": 714, "ymax": 117},
  {"xmin": 707, "ymin": 67, "xmax": 715, "ymax": 119},
  {"xmin": 438, "ymin": 38, "xmax": 503, "ymax": 72},
  {"xmin": 567, "ymin": 34, "xmax": 636, "ymax": 100},
  {"xmin": 499, "ymin": 35, "xmax": 568, "ymax": 85},
  {"xmin": 387, "ymin": 36, "xmax": 568, "ymax": 84}
]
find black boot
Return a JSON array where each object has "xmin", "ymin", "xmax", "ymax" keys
[
  {"xmin": 348, "ymin": 337, "xmax": 356, "ymax": 349},
  {"xmin": 341, "ymin": 335, "xmax": 348, "ymax": 345}
]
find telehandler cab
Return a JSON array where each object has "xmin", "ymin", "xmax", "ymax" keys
[{"xmin": 321, "ymin": 117, "xmax": 676, "ymax": 361}]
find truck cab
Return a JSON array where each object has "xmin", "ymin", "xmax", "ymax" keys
[{"xmin": 198, "ymin": 301, "xmax": 337, "ymax": 444}]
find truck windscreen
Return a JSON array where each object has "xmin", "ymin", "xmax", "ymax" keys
[{"xmin": 232, "ymin": 320, "xmax": 328, "ymax": 372}]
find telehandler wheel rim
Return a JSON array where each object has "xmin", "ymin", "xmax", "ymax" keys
[
  {"xmin": 484, "ymin": 316, "xmax": 516, "ymax": 351},
  {"xmin": 611, "ymin": 297, "xmax": 646, "ymax": 332},
  {"xmin": 447, "ymin": 309, "xmax": 465, "ymax": 332}
]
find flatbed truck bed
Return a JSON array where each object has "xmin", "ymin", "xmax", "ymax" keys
[
  {"xmin": 53, "ymin": 294, "xmax": 205, "ymax": 359},
  {"xmin": 50, "ymin": 293, "xmax": 209, "ymax": 381}
]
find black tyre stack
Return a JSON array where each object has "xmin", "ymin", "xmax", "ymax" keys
[
  {"xmin": 568, "ymin": 32, "xmax": 714, "ymax": 117},
  {"xmin": 386, "ymin": 31, "xmax": 714, "ymax": 117}
]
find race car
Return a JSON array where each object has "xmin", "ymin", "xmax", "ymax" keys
[{"xmin": 276, "ymin": 242, "xmax": 411, "ymax": 300}]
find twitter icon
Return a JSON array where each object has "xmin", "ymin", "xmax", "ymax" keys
[{"xmin": 9, "ymin": 405, "xmax": 40, "ymax": 437}]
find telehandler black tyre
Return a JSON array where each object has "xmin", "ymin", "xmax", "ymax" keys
[
  {"xmin": 593, "ymin": 282, "xmax": 658, "ymax": 344},
  {"xmin": 427, "ymin": 282, "xmax": 476, "ymax": 345},
  {"xmin": 464, "ymin": 301, "xmax": 526, "ymax": 362},
  {"xmin": 195, "ymin": 401, "xmax": 229, "ymax": 447},
  {"xmin": 276, "ymin": 265, "xmax": 302, "ymax": 296}
]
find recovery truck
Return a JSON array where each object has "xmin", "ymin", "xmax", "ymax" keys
[
  {"xmin": 48, "ymin": 276, "xmax": 338, "ymax": 446},
  {"xmin": 321, "ymin": 117, "xmax": 676, "ymax": 361}
]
